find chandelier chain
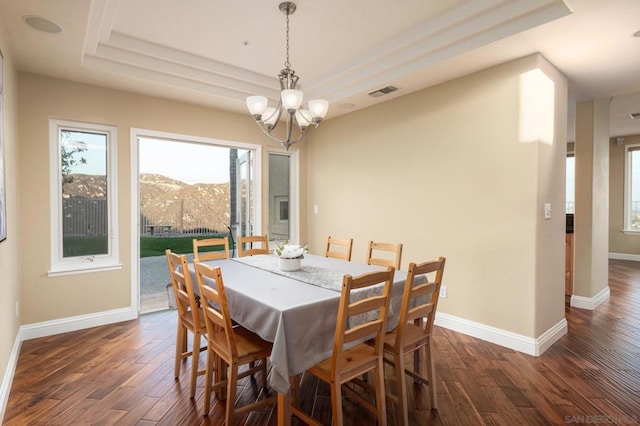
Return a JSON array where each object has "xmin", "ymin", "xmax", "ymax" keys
[{"xmin": 285, "ymin": 12, "xmax": 290, "ymax": 69}]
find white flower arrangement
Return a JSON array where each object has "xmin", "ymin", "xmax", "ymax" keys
[{"xmin": 274, "ymin": 241, "xmax": 307, "ymax": 259}]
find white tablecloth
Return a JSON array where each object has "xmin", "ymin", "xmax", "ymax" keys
[{"xmin": 188, "ymin": 254, "xmax": 413, "ymax": 393}]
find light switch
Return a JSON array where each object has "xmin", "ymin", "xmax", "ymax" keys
[
  {"xmin": 313, "ymin": 205, "xmax": 319, "ymax": 214},
  {"xmin": 544, "ymin": 203, "xmax": 551, "ymax": 219}
]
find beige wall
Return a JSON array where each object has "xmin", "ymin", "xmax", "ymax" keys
[
  {"xmin": 17, "ymin": 72, "xmax": 294, "ymax": 324},
  {"xmin": 306, "ymin": 54, "xmax": 567, "ymax": 338},
  {"xmin": 574, "ymin": 100, "xmax": 610, "ymax": 298},
  {"xmin": 609, "ymin": 134, "xmax": 640, "ymax": 255},
  {"xmin": 0, "ymin": 22, "xmax": 20, "ymax": 409}
]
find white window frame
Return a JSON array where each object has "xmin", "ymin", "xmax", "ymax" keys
[
  {"xmin": 623, "ymin": 144, "xmax": 640, "ymax": 234},
  {"xmin": 49, "ymin": 119, "xmax": 121, "ymax": 276},
  {"xmin": 566, "ymin": 153, "xmax": 575, "ymax": 214}
]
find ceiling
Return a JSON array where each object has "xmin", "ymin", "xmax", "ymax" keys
[{"xmin": 1, "ymin": 0, "xmax": 640, "ymax": 141}]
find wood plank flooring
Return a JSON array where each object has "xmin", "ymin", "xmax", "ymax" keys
[{"xmin": 4, "ymin": 259, "xmax": 640, "ymax": 425}]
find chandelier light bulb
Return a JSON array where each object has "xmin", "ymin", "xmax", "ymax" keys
[
  {"xmin": 309, "ymin": 99, "xmax": 329, "ymax": 122},
  {"xmin": 295, "ymin": 109, "xmax": 312, "ymax": 129},
  {"xmin": 281, "ymin": 89, "xmax": 304, "ymax": 113},
  {"xmin": 263, "ymin": 107, "xmax": 279, "ymax": 128},
  {"xmin": 246, "ymin": 96, "xmax": 268, "ymax": 119}
]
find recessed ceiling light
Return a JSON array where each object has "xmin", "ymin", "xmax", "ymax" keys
[{"xmin": 22, "ymin": 15, "xmax": 62, "ymax": 34}]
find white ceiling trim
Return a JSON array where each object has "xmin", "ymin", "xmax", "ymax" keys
[
  {"xmin": 83, "ymin": 0, "xmax": 122, "ymax": 56},
  {"xmin": 80, "ymin": 0, "xmax": 570, "ymax": 107},
  {"xmin": 310, "ymin": 0, "xmax": 572, "ymax": 101},
  {"xmin": 106, "ymin": 32, "xmax": 276, "ymax": 89},
  {"xmin": 82, "ymin": 54, "xmax": 256, "ymax": 101}
]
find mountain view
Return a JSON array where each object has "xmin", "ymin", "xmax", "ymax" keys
[
  {"xmin": 63, "ymin": 173, "xmax": 231, "ymax": 234},
  {"xmin": 63, "ymin": 173, "xmax": 107, "ymax": 199},
  {"xmin": 139, "ymin": 173, "xmax": 230, "ymax": 233}
]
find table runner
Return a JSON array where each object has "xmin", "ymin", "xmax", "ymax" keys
[{"xmin": 232, "ymin": 254, "xmax": 345, "ymax": 292}]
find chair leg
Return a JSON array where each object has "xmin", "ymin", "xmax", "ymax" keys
[
  {"xmin": 174, "ymin": 323, "xmax": 185, "ymax": 379},
  {"xmin": 426, "ymin": 344, "xmax": 437, "ymax": 410},
  {"xmin": 203, "ymin": 347, "xmax": 214, "ymax": 415},
  {"xmin": 225, "ymin": 363, "xmax": 238, "ymax": 426},
  {"xmin": 190, "ymin": 332, "xmax": 201, "ymax": 398},
  {"xmin": 330, "ymin": 378, "xmax": 343, "ymax": 426},
  {"xmin": 291, "ymin": 373, "xmax": 300, "ymax": 407},
  {"xmin": 394, "ymin": 352, "xmax": 408, "ymax": 426},
  {"xmin": 260, "ymin": 358, "xmax": 268, "ymax": 388},
  {"xmin": 413, "ymin": 318, "xmax": 423, "ymax": 377},
  {"xmin": 413, "ymin": 348, "xmax": 423, "ymax": 383},
  {"xmin": 374, "ymin": 359, "xmax": 388, "ymax": 426},
  {"xmin": 215, "ymin": 356, "xmax": 227, "ymax": 400}
]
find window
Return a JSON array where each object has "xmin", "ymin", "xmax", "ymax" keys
[
  {"xmin": 269, "ymin": 153, "xmax": 290, "ymax": 241},
  {"xmin": 624, "ymin": 145, "xmax": 640, "ymax": 233},
  {"xmin": 49, "ymin": 119, "xmax": 120, "ymax": 275},
  {"xmin": 276, "ymin": 196, "xmax": 289, "ymax": 223},
  {"xmin": 566, "ymin": 154, "xmax": 575, "ymax": 214}
]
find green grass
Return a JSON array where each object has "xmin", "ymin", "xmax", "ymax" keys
[
  {"xmin": 140, "ymin": 235, "xmax": 232, "ymax": 258},
  {"xmin": 63, "ymin": 235, "xmax": 232, "ymax": 258},
  {"xmin": 63, "ymin": 236, "xmax": 108, "ymax": 257}
]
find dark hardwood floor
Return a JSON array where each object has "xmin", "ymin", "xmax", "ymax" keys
[{"xmin": 4, "ymin": 260, "xmax": 640, "ymax": 425}]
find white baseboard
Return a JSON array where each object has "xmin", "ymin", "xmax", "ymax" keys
[
  {"xmin": 434, "ymin": 312, "xmax": 567, "ymax": 356},
  {"xmin": 609, "ymin": 252, "xmax": 640, "ymax": 262},
  {"xmin": 0, "ymin": 329, "xmax": 22, "ymax": 424},
  {"xmin": 20, "ymin": 307, "xmax": 137, "ymax": 341},
  {"xmin": 570, "ymin": 286, "xmax": 610, "ymax": 310}
]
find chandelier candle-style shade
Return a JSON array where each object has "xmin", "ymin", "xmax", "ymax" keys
[{"xmin": 246, "ymin": 2, "xmax": 329, "ymax": 150}]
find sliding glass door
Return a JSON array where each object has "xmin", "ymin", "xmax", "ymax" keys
[{"xmin": 134, "ymin": 132, "xmax": 258, "ymax": 313}]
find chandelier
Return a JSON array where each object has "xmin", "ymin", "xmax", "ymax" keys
[{"xmin": 246, "ymin": 2, "xmax": 329, "ymax": 150}]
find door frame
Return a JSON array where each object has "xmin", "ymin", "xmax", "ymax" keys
[{"xmin": 129, "ymin": 128, "xmax": 262, "ymax": 313}]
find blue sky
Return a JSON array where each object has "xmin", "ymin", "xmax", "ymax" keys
[
  {"xmin": 138, "ymin": 138, "xmax": 231, "ymax": 184},
  {"xmin": 66, "ymin": 135, "xmax": 233, "ymax": 184}
]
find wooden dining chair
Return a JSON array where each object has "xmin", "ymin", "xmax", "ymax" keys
[
  {"xmin": 193, "ymin": 237, "xmax": 230, "ymax": 261},
  {"xmin": 290, "ymin": 267, "xmax": 395, "ymax": 426},
  {"xmin": 165, "ymin": 249, "xmax": 207, "ymax": 399},
  {"xmin": 237, "ymin": 234, "xmax": 269, "ymax": 257},
  {"xmin": 193, "ymin": 260, "xmax": 276, "ymax": 422},
  {"xmin": 367, "ymin": 241, "xmax": 403, "ymax": 270},
  {"xmin": 325, "ymin": 236, "xmax": 353, "ymax": 261},
  {"xmin": 383, "ymin": 257, "xmax": 446, "ymax": 425}
]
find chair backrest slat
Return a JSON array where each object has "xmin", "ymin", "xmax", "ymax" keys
[
  {"xmin": 367, "ymin": 241, "xmax": 403, "ymax": 270},
  {"xmin": 238, "ymin": 235, "xmax": 269, "ymax": 257},
  {"xmin": 348, "ymin": 295, "xmax": 386, "ymax": 317},
  {"xmin": 193, "ymin": 238, "xmax": 230, "ymax": 261},
  {"xmin": 344, "ymin": 319, "xmax": 385, "ymax": 344},
  {"xmin": 325, "ymin": 236, "xmax": 353, "ymax": 261}
]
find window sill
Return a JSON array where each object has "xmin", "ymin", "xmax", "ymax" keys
[
  {"xmin": 621, "ymin": 230, "xmax": 640, "ymax": 236},
  {"xmin": 48, "ymin": 263, "xmax": 123, "ymax": 277}
]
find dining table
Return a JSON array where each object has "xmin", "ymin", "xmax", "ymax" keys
[{"xmin": 188, "ymin": 253, "xmax": 419, "ymax": 425}]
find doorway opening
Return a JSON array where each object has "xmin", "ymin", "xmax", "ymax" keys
[{"xmin": 133, "ymin": 131, "xmax": 260, "ymax": 313}]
